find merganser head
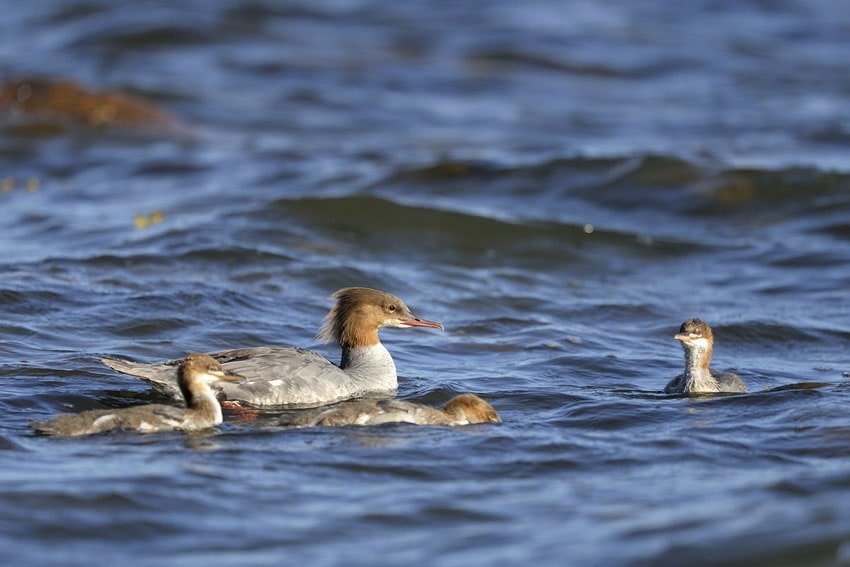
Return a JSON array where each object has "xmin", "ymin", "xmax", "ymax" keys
[
  {"xmin": 442, "ymin": 394, "xmax": 501, "ymax": 425},
  {"xmin": 178, "ymin": 354, "xmax": 244, "ymax": 405},
  {"xmin": 317, "ymin": 287, "xmax": 443, "ymax": 349},
  {"xmin": 674, "ymin": 318, "xmax": 714, "ymax": 353}
]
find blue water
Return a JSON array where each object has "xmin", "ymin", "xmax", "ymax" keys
[{"xmin": 2, "ymin": 1, "xmax": 850, "ymax": 565}]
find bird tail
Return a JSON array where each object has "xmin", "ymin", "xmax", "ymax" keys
[
  {"xmin": 101, "ymin": 357, "xmax": 156, "ymax": 379},
  {"xmin": 100, "ymin": 357, "xmax": 182, "ymax": 398}
]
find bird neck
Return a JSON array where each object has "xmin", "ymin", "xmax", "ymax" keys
[
  {"xmin": 340, "ymin": 343, "xmax": 397, "ymax": 392},
  {"xmin": 682, "ymin": 344, "xmax": 718, "ymax": 392},
  {"xmin": 337, "ymin": 320, "xmax": 381, "ymax": 350},
  {"xmin": 183, "ymin": 384, "xmax": 224, "ymax": 425}
]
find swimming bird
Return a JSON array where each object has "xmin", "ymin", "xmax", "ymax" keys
[
  {"xmin": 279, "ymin": 393, "xmax": 500, "ymax": 428},
  {"xmin": 100, "ymin": 288, "xmax": 444, "ymax": 408},
  {"xmin": 664, "ymin": 318, "xmax": 747, "ymax": 394},
  {"xmin": 31, "ymin": 354, "xmax": 243, "ymax": 437}
]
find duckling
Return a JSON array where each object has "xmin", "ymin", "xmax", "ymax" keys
[
  {"xmin": 280, "ymin": 393, "xmax": 500, "ymax": 428},
  {"xmin": 665, "ymin": 318, "xmax": 747, "ymax": 394},
  {"xmin": 31, "ymin": 354, "xmax": 243, "ymax": 436}
]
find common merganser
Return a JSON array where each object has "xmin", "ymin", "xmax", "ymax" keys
[
  {"xmin": 31, "ymin": 354, "xmax": 243, "ymax": 437},
  {"xmin": 279, "ymin": 393, "xmax": 500, "ymax": 427},
  {"xmin": 664, "ymin": 318, "xmax": 747, "ymax": 394},
  {"xmin": 101, "ymin": 288, "xmax": 443, "ymax": 408}
]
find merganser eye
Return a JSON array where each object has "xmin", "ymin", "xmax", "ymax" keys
[{"xmin": 387, "ymin": 305, "xmax": 396, "ymax": 312}]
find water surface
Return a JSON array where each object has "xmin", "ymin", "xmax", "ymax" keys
[{"xmin": 2, "ymin": 1, "xmax": 850, "ymax": 565}]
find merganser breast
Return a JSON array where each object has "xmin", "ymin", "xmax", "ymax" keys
[
  {"xmin": 100, "ymin": 288, "xmax": 443, "ymax": 409},
  {"xmin": 31, "ymin": 354, "xmax": 243, "ymax": 437},
  {"xmin": 664, "ymin": 318, "xmax": 747, "ymax": 395},
  {"xmin": 279, "ymin": 393, "xmax": 500, "ymax": 428}
]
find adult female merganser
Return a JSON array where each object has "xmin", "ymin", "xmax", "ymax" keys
[
  {"xmin": 664, "ymin": 318, "xmax": 747, "ymax": 394},
  {"xmin": 101, "ymin": 288, "xmax": 443, "ymax": 408},
  {"xmin": 279, "ymin": 393, "xmax": 500, "ymax": 427},
  {"xmin": 31, "ymin": 354, "xmax": 243, "ymax": 436}
]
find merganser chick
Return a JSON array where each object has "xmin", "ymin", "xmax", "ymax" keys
[
  {"xmin": 101, "ymin": 288, "xmax": 443, "ymax": 408},
  {"xmin": 31, "ymin": 354, "xmax": 243, "ymax": 437},
  {"xmin": 279, "ymin": 393, "xmax": 500, "ymax": 428},
  {"xmin": 664, "ymin": 318, "xmax": 747, "ymax": 394}
]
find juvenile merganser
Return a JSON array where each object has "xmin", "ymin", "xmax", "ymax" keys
[
  {"xmin": 101, "ymin": 288, "xmax": 443, "ymax": 408},
  {"xmin": 664, "ymin": 318, "xmax": 747, "ymax": 394},
  {"xmin": 31, "ymin": 354, "xmax": 243, "ymax": 437},
  {"xmin": 279, "ymin": 393, "xmax": 500, "ymax": 428}
]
